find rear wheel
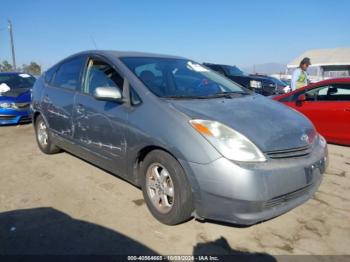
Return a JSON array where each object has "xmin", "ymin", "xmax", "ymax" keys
[
  {"xmin": 141, "ymin": 150, "xmax": 193, "ymax": 225},
  {"xmin": 35, "ymin": 115, "xmax": 60, "ymax": 154}
]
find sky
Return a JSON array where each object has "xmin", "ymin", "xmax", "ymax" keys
[{"xmin": 0, "ymin": 0, "xmax": 349, "ymax": 70}]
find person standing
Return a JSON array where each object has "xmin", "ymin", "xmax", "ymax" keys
[{"xmin": 291, "ymin": 57, "xmax": 311, "ymax": 91}]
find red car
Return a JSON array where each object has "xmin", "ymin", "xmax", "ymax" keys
[{"xmin": 273, "ymin": 78, "xmax": 350, "ymax": 146}]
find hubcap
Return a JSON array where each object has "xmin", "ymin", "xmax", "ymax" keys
[
  {"xmin": 146, "ymin": 163, "xmax": 174, "ymax": 213},
  {"xmin": 37, "ymin": 120, "xmax": 48, "ymax": 146}
]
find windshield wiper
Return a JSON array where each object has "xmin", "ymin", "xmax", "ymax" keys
[
  {"xmin": 208, "ymin": 91, "xmax": 250, "ymax": 98},
  {"xmin": 164, "ymin": 91, "xmax": 250, "ymax": 100},
  {"xmin": 165, "ymin": 95, "xmax": 212, "ymax": 99}
]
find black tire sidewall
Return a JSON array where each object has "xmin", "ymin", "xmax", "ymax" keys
[{"xmin": 141, "ymin": 150, "xmax": 193, "ymax": 225}]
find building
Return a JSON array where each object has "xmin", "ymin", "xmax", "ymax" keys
[{"xmin": 287, "ymin": 47, "xmax": 350, "ymax": 82}]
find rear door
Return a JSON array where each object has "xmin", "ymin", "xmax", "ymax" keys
[
  {"xmin": 42, "ymin": 56, "xmax": 86, "ymax": 139},
  {"xmin": 72, "ymin": 56, "xmax": 128, "ymax": 176},
  {"xmin": 288, "ymin": 83, "xmax": 350, "ymax": 144}
]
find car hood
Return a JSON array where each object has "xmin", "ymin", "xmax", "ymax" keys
[
  {"xmin": 167, "ymin": 94, "xmax": 315, "ymax": 152},
  {"xmin": 0, "ymin": 88, "xmax": 31, "ymax": 102}
]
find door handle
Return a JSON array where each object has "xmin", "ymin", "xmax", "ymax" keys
[
  {"xmin": 345, "ymin": 108, "xmax": 350, "ymax": 112},
  {"xmin": 76, "ymin": 103, "xmax": 85, "ymax": 113}
]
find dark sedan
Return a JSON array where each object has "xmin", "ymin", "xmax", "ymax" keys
[{"xmin": 203, "ymin": 63, "xmax": 277, "ymax": 96}]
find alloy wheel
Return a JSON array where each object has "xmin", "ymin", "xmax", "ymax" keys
[{"xmin": 145, "ymin": 163, "xmax": 175, "ymax": 213}]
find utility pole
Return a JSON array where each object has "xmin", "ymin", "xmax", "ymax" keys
[{"xmin": 8, "ymin": 19, "xmax": 16, "ymax": 70}]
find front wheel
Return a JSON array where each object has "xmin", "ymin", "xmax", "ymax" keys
[
  {"xmin": 141, "ymin": 150, "xmax": 194, "ymax": 225},
  {"xmin": 35, "ymin": 115, "xmax": 60, "ymax": 154}
]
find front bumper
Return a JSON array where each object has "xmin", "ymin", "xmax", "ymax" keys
[
  {"xmin": 185, "ymin": 140, "xmax": 328, "ymax": 225},
  {"xmin": 0, "ymin": 108, "xmax": 32, "ymax": 125}
]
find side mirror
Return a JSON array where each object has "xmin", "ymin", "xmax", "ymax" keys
[
  {"xmin": 93, "ymin": 87, "xmax": 123, "ymax": 102},
  {"xmin": 296, "ymin": 94, "xmax": 306, "ymax": 106},
  {"xmin": 297, "ymin": 94, "xmax": 306, "ymax": 101}
]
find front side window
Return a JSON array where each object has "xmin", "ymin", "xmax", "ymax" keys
[
  {"xmin": 304, "ymin": 84, "xmax": 350, "ymax": 101},
  {"xmin": 52, "ymin": 57, "xmax": 85, "ymax": 90},
  {"xmin": 83, "ymin": 59, "xmax": 124, "ymax": 95},
  {"xmin": 121, "ymin": 57, "xmax": 246, "ymax": 98}
]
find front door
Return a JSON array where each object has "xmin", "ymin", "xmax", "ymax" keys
[
  {"xmin": 289, "ymin": 83, "xmax": 350, "ymax": 144},
  {"xmin": 73, "ymin": 57, "xmax": 128, "ymax": 176}
]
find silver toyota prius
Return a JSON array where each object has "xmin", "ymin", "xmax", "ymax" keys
[{"xmin": 32, "ymin": 50, "xmax": 328, "ymax": 225}]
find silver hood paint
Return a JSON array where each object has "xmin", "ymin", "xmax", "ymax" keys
[{"xmin": 167, "ymin": 94, "xmax": 315, "ymax": 152}]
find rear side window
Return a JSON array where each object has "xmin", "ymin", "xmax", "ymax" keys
[
  {"xmin": 44, "ymin": 65, "xmax": 58, "ymax": 84},
  {"xmin": 52, "ymin": 57, "xmax": 85, "ymax": 90}
]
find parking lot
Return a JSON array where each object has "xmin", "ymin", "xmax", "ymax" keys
[{"xmin": 0, "ymin": 124, "xmax": 349, "ymax": 256}]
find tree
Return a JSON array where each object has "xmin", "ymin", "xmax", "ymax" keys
[
  {"xmin": 22, "ymin": 62, "xmax": 41, "ymax": 75},
  {"xmin": 0, "ymin": 60, "xmax": 14, "ymax": 72}
]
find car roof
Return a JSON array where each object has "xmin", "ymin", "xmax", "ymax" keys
[
  {"xmin": 73, "ymin": 50, "xmax": 186, "ymax": 60},
  {"xmin": 295, "ymin": 77, "xmax": 350, "ymax": 92}
]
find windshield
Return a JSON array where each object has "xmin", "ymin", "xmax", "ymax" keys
[
  {"xmin": 121, "ymin": 57, "xmax": 247, "ymax": 98},
  {"xmin": 222, "ymin": 65, "xmax": 247, "ymax": 76},
  {"xmin": 0, "ymin": 73, "xmax": 36, "ymax": 89}
]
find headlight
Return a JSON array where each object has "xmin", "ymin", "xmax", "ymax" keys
[
  {"xmin": 250, "ymin": 80, "xmax": 262, "ymax": 88},
  {"xmin": 319, "ymin": 134, "xmax": 327, "ymax": 147},
  {"xmin": 190, "ymin": 119, "xmax": 266, "ymax": 162},
  {"xmin": 0, "ymin": 102, "xmax": 15, "ymax": 109}
]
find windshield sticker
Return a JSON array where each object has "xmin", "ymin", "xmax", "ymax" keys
[
  {"xmin": 187, "ymin": 62, "xmax": 209, "ymax": 72},
  {"xmin": 19, "ymin": 73, "xmax": 31, "ymax": 78},
  {"xmin": 0, "ymin": 83, "xmax": 11, "ymax": 94}
]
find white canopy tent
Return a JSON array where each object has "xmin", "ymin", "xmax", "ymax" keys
[
  {"xmin": 287, "ymin": 47, "xmax": 350, "ymax": 68},
  {"xmin": 287, "ymin": 48, "xmax": 350, "ymax": 80}
]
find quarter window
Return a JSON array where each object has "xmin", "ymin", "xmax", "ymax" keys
[
  {"xmin": 130, "ymin": 86, "xmax": 142, "ymax": 105},
  {"xmin": 52, "ymin": 57, "xmax": 85, "ymax": 90}
]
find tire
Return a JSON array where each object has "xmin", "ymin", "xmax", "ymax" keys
[
  {"xmin": 141, "ymin": 150, "xmax": 193, "ymax": 225},
  {"xmin": 35, "ymin": 115, "xmax": 60, "ymax": 154}
]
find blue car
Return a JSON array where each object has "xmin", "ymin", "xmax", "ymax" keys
[{"xmin": 0, "ymin": 72, "xmax": 35, "ymax": 125}]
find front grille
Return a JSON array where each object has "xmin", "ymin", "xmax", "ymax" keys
[
  {"xmin": 20, "ymin": 116, "xmax": 32, "ymax": 123},
  {"xmin": 266, "ymin": 145, "xmax": 311, "ymax": 159},
  {"xmin": 264, "ymin": 184, "xmax": 312, "ymax": 208},
  {"xmin": 0, "ymin": 115, "xmax": 16, "ymax": 120}
]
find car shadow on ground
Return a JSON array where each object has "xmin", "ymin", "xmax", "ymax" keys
[
  {"xmin": 193, "ymin": 237, "xmax": 276, "ymax": 262},
  {"xmin": 0, "ymin": 207, "xmax": 276, "ymax": 261},
  {"xmin": 0, "ymin": 207, "xmax": 157, "ymax": 255}
]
